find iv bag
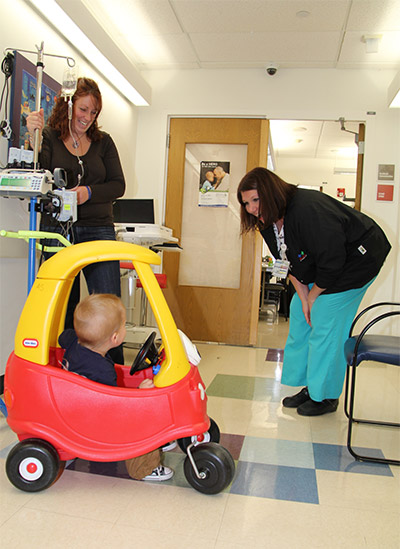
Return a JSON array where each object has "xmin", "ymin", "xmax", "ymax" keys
[{"xmin": 61, "ymin": 67, "xmax": 77, "ymax": 99}]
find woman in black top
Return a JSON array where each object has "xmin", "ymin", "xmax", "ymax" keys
[
  {"xmin": 238, "ymin": 167, "xmax": 391, "ymax": 416},
  {"xmin": 27, "ymin": 78, "xmax": 125, "ymax": 363}
]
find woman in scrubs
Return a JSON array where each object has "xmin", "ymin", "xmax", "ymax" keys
[{"xmin": 237, "ymin": 167, "xmax": 391, "ymax": 416}]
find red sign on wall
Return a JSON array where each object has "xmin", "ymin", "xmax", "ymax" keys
[
  {"xmin": 376, "ymin": 184, "xmax": 394, "ymax": 202},
  {"xmin": 337, "ymin": 188, "xmax": 345, "ymax": 198}
]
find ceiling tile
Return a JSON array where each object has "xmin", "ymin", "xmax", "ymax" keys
[
  {"xmin": 172, "ymin": 0, "xmax": 350, "ymax": 32},
  {"xmin": 134, "ymin": 34, "xmax": 199, "ymax": 65},
  {"xmin": 190, "ymin": 31, "xmax": 342, "ymax": 63},
  {"xmin": 347, "ymin": 0, "xmax": 400, "ymax": 31},
  {"xmin": 339, "ymin": 31, "xmax": 400, "ymax": 67}
]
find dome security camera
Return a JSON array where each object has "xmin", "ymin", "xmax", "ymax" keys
[{"xmin": 266, "ymin": 65, "xmax": 278, "ymax": 76}]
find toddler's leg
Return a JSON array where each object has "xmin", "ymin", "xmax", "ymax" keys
[{"xmin": 125, "ymin": 449, "xmax": 161, "ymax": 480}]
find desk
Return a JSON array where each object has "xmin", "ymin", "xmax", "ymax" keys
[
  {"xmin": 260, "ymin": 263, "xmax": 273, "ymax": 308},
  {"xmin": 117, "ymin": 224, "xmax": 179, "ymax": 347},
  {"xmin": 260, "ymin": 264, "xmax": 289, "ymax": 322}
]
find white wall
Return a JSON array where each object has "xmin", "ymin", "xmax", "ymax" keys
[
  {"xmin": 275, "ymin": 156, "xmax": 357, "ymax": 200},
  {"xmin": 134, "ymin": 67, "xmax": 399, "ymax": 320},
  {"xmin": 0, "ymin": 0, "xmax": 138, "ymax": 373}
]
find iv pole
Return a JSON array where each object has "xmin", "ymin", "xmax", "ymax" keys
[
  {"xmin": 0, "ymin": 43, "xmax": 75, "ymax": 417},
  {"xmin": 28, "ymin": 42, "xmax": 44, "ymax": 292},
  {"xmin": 3, "ymin": 43, "xmax": 75, "ymax": 292}
]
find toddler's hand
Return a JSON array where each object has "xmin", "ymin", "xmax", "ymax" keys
[{"xmin": 139, "ymin": 378, "xmax": 155, "ymax": 389}]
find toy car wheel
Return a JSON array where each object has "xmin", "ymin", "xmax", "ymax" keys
[
  {"xmin": 6, "ymin": 438, "xmax": 62, "ymax": 492},
  {"xmin": 178, "ymin": 417, "xmax": 220, "ymax": 453},
  {"xmin": 130, "ymin": 331, "xmax": 158, "ymax": 375},
  {"xmin": 183, "ymin": 442, "xmax": 235, "ymax": 495},
  {"xmin": 54, "ymin": 461, "xmax": 66, "ymax": 483}
]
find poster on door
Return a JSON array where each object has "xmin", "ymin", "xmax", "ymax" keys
[{"xmin": 198, "ymin": 161, "xmax": 230, "ymax": 207}]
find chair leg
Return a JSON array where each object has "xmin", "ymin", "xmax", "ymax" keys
[
  {"xmin": 346, "ymin": 363, "xmax": 400, "ymax": 466},
  {"xmin": 281, "ymin": 290, "xmax": 288, "ymax": 321},
  {"xmin": 344, "ymin": 365, "xmax": 351, "ymax": 419},
  {"xmin": 347, "ymin": 362, "xmax": 358, "ymax": 459}
]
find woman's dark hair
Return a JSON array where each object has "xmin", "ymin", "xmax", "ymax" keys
[
  {"xmin": 47, "ymin": 77, "xmax": 103, "ymax": 141},
  {"xmin": 237, "ymin": 167, "xmax": 297, "ymax": 233}
]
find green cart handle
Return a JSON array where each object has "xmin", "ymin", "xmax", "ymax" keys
[{"xmin": 0, "ymin": 229, "xmax": 71, "ymax": 252}]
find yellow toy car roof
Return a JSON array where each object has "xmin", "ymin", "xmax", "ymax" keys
[{"xmin": 14, "ymin": 240, "xmax": 190, "ymax": 387}]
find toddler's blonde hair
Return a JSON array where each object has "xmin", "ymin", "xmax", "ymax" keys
[{"xmin": 74, "ymin": 294, "xmax": 125, "ymax": 346}]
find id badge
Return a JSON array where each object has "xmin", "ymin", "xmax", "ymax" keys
[{"xmin": 272, "ymin": 259, "xmax": 290, "ymax": 279}]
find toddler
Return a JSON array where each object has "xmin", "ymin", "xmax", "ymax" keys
[{"xmin": 59, "ymin": 293, "xmax": 174, "ymax": 481}]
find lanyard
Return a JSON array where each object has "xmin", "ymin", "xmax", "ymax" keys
[
  {"xmin": 273, "ymin": 223, "xmax": 288, "ymax": 261},
  {"xmin": 272, "ymin": 222, "xmax": 290, "ymax": 278}
]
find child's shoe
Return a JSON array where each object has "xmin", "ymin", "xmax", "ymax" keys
[
  {"xmin": 143, "ymin": 465, "xmax": 174, "ymax": 482},
  {"xmin": 161, "ymin": 440, "xmax": 177, "ymax": 452}
]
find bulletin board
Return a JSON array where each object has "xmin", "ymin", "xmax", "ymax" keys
[
  {"xmin": 9, "ymin": 51, "xmax": 60, "ymax": 149},
  {"xmin": 178, "ymin": 143, "xmax": 247, "ymax": 288}
]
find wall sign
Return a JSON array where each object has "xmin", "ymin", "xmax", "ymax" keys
[
  {"xmin": 337, "ymin": 188, "xmax": 345, "ymax": 198},
  {"xmin": 376, "ymin": 184, "xmax": 394, "ymax": 202},
  {"xmin": 377, "ymin": 164, "xmax": 395, "ymax": 181}
]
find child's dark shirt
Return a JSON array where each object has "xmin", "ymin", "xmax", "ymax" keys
[{"xmin": 58, "ymin": 329, "xmax": 117, "ymax": 386}]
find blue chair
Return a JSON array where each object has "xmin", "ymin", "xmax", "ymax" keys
[{"xmin": 344, "ymin": 302, "xmax": 400, "ymax": 466}]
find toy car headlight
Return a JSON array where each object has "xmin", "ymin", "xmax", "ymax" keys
[{"xmin": 178, "ymin": 329, "xmax": 201, "ymax": 366}]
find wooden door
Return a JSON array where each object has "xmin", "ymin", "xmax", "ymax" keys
[
  {"xmin": 163, "ymin": 118, "xmax": 268, "ymax": 345},
  {"xmin": 354, "ymin": 123, "xmax": 365, "ymax": 211}
]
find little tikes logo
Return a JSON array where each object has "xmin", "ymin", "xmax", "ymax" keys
[{"xmin": 23, "ymin": 339, "xmax": 39, "ymax": 348}]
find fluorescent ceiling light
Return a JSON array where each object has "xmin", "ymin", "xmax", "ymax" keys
[
  {"xmin": 82, "ymin": 0, "xmax": 171, "ymax": 65},
  {"xmin": 333, "ymin": 167, "xmax": 357, "ymax": 175},
  {"xmin": 26, "ymin": 0, "xmax": 150, "ymax": 106},
  {"xmin": 389, "ymin": 90, "xmax": 400, "ymax": 107},
  {"xmin": 388, "ymin": 71, "xmax": 400, "ymax": 108}
]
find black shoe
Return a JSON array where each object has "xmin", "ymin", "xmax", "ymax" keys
[
  {"xmin": 282, "ymin": 387, "xmax": 309, "ymax": 408},
  {"xmin": 297, "ymin": 398, "xmax": 339, "ymax": 416}
]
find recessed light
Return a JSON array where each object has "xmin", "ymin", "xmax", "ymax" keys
[
  {"xmin": 294, "ymin": 126, "xmax": 307, "ymax": 132},
  {"xmin": 296, "ymin": 10, "xmax": 310, "ymax": 18}
]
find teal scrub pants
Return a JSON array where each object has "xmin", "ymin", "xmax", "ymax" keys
[{"xmin": 281, "ymin": 280, "xmax": 374, "ymax": 402}]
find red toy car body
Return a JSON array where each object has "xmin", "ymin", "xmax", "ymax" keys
[{"xmin": 4, "ymin": 241, "xmax": 235, "ymax": 494}]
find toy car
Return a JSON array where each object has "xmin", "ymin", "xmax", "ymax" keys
[{"xmin": 4, "ymin": 240, "xmax": 235, "ymax": 494}]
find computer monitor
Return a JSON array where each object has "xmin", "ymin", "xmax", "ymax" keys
[{"xmin": 112, "ymin": 199, "xmax": 155, "ymax": 224}]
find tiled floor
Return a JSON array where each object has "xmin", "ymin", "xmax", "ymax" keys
[{"xmin": 0, "ymin": 317, "xmax": 399, "ymax": 548}]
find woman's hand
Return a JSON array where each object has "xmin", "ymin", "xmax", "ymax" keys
[
  {"xmin": 301, "ymin": 298, "xmax": 311, "ymax": 326},
  {"xmin": 27, "ymin": 108, "xmax": 44, "ymax": 135},
  {"xmin": 72, "ymin": 186, "xmax": 90, "ymax": 205},
  {"xmin": 289, "ymin": 275, "xmax": 326, "ymax": 326},
  {"xmin": 26, "ymin": 108, "xmax": 44, "ymax": 150},
  {"xmin": 307, "ymin": 284, "xmax": 325, "ymax": 318},
  {"xmin": 289, "ymin": 274, "xmax": 311, "ymax": 326}
]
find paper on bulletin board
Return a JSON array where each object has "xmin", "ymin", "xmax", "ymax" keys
[
  {"xmin": 179, "ymin": 144, "xmax": 247, "ymax": 288},
  {"xmin": 198, "ymin": 161, "xmax": 230, "ymax": 207}
]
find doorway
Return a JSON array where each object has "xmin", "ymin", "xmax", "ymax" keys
[
  {"xmin": 269, "ymin": 119, "xmax": 364, "ymax": 209},
  {"xmin": 163, "ymin": 117, "xmax": 269, "ymax": 346}
]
